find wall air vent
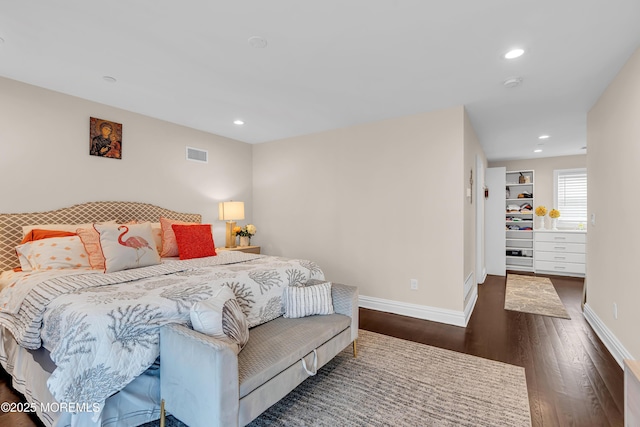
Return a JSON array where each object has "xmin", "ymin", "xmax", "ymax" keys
[{"xmin": 186, "ymin": 146, "xmax": 208, "ymax": 163}]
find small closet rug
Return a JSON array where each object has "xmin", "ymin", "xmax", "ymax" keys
[{"xmin": 505, "ymin": 274, "xmax": 570, "ymax": 319}]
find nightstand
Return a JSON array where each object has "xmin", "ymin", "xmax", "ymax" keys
[{"xmin": 216, "ymin": 245, "xmax": 261, "ymax": 254}]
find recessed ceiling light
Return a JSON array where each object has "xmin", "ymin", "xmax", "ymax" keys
[
  {"xmin": 538, "ymin": 135, "xmax": 550, "ymax": 140},
  {"xmin": 233, "ymin": 119, "xmax": 245, "ymax": 125},
  {"xmin": 102, "ymin": 76, "xmax": 117, "ymax": 83},
  {"xmin": 503, "ymin": 77, "xmax": 523, "ymax": 88},
  {"xmin": 504, "ymin": 48, "xmax": 524, "ymax": 59},
  {"xmin": 534, "ymin": 149, "xmax": 543, "ymax": 153},
  {"xmin": 248, "ymin": 36, "xmax": 267, "ymax": 49}
]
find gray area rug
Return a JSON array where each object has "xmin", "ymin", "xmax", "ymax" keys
[
  {"xmin": 505, "ymin": 274, "xmax": 571, "ymax": 319},
  {"xmin": 148, "ymin": 329, "xmax": 531, "ymax": 426}
]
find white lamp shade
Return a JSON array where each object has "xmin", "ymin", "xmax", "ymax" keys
[{"xmin": 219, "ymin": 201, "xmax": 245, "ymax": 221}]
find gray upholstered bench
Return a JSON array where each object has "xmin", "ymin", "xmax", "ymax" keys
[{"xmin": 160, "ymin": 283, "xmax": 358, "ymax": 427}]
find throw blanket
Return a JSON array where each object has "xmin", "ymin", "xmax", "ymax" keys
[{"xmin": 0, "ymin": 252, "xmax": 324, "ymax": 419}]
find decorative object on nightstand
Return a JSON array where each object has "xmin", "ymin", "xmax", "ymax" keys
[
  {"xmin": 535, "ymin": 206, "xmax": 547, "ymax": 230},
  {"xmin": 549, "ymin": 209, "xmax": 560, "ymax": 230},
  {"xmin": 234, "ymin": 224, "xmax": 256, "ymax": 247},
  {"xmin": 218, "ymin": 201, "xmax": 245, "ymax": 248}
]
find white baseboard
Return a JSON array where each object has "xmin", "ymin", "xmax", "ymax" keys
[
  {"xmin": 463, "ymin": 286, "xmax": 478, "ymax": 326},
  {"xmin": 359, "ymin": 295, "xmax": 468, "ymax": 327},
  {"xmin": 583, "ymin": 303, "xmax": 633, "ymax": 369},
  {"xmin": 463, "ymin": 272, "xmax": 474, "ymax": 300},
  {"xmin": 479, "ymin": 268, "xmax": 487, "ymax": 284}
]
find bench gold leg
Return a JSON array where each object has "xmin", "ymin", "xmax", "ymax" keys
[
  {"xmin": 160, "ymin": 399, "xmax": 165, "ymax": 427},
  {"xmin": 353, "ymin": 339, "xmax": 357, "ymax": 358}
]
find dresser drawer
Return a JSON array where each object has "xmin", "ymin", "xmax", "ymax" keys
[
  {"xmin": 535, "ymin": 260, "xmax": 586, "ymax": 275},
  {"xmin": 535, "ymin": 241, "xmax": 585, "ymax": 254},
  {"xmin": 534, "ymin": 232, "xmax": 586, "ymax": 244},
  {"xmin": 535, "ymin": 251, "xmax": 586, "ymax": 264}
]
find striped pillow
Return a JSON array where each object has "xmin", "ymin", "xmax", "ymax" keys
[
  {"xmin": 190, "ymin": 285, "xmax": 249, "ymax": 353},
  {"xmin": 283, "ymin": 282, "xmax": 334, "ymax": 318}
]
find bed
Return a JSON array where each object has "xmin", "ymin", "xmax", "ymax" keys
[{"xmin": 0, "ymin": 201, "xmax": 325, "ymax": 427}]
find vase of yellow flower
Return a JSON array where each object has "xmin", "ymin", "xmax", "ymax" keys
[
  {"xmin": 549, "ymin": 209, "xmax": 560, "ymax": 230},
  {"xmin": 535, "ymin": 206, "xmax": 547, "ymax": 229},
  {"xmin": 234, "ymin": 224, "xmax": 257, "ymax": 247}
]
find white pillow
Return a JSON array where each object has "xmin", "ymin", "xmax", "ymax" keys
[
  {"xmin": 151, "ymin": 222, "xmax": 162, "ymax": 254},
  {"xmin": 94, "ymin": 223, "xmax": 161, "ymax": 273},
  {"xmin": 190, "ymin": 286, "xmax": 249, "ymax": 353},
  {"xmin": 16, "ymin": 236, "xmax": 91, "ymax": 271},
  {"xmin": 15, "ymin": 244, "xmax": 34, "ymax": 271},
  {"xmin": 283, "ymin": 281, "xmax": 334, "ymax": 318},
  {"xmin": 135, "ymin": 221, "xmax": 163, "ymax": 254},
  {"xmin": 0, "ymin": 269, "xmax": 21, "ymax": 290}
]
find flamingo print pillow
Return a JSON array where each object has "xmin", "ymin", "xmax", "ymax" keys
[{"xmin": 94, "ymin": 223, "xmax": 161, "ymax": 273}]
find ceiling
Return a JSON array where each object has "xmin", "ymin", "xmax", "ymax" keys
[{"xmin": 1, "ymin": 1, "xmax": 639, "ymax": 161}]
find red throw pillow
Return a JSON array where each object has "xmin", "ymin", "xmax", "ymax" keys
[
  {"xmin": 20, "ymin": 229, "xmax": 77, "ymax": 244},
  {"xmin": 171, "ymin": 224, "xmax": 217, "ymax": 260}
]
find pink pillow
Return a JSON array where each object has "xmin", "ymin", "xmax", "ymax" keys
[
  {"xmin": 160, "ymin": 217, "xmax": 198, "ymax": 257},
  {"xmin": 76, "ymin": 227, "xmax": 106, "ymax": 270},
  {"xmin": 171, "ymin": 224, "xmax": 217, "ymax": 260}
]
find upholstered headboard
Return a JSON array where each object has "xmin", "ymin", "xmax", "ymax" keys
[{"xmin": 0, "ymin": 201, "xmax": 201, "ymax": 272}]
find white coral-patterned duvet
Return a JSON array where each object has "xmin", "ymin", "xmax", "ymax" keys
[{"xmin": 0, "ymin": 251, "xmax": 324, "ymax": 419}]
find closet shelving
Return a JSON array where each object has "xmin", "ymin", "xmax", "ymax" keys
[{"xmin": 505, "ymin": 170, "xmax": 534, "ymax": 272}]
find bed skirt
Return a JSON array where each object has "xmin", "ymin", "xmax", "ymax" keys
[{"xmin": 0, "ymin": 327, "xmax": 162, "ymax": 427}]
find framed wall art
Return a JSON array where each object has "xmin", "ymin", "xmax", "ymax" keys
[{"xmin": 90, "ymin": 117, "xmax": 122, "ymax": 159}]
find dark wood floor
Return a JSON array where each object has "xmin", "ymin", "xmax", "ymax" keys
[
  {"xmin": 360, "ymin": 274, "xmax": 624, "ymax": 427},
  {"xmin": 0, "ymin": 274, "xmax": 624, "ymax": 426}
]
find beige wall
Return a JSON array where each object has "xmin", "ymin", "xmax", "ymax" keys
[
  {"xmin": 463, "ymin": 109, "xmax": 487, "ymax": 298},
  {"xmin": 587, "ymin": 47, "xmax": 640, "ymax": 359},
  {"xmin": 0, "ymin": 77, "xmax": 253, "ymax": 245},
  {"xmin": 253, "ymin": 106, "xmax": 469, "ymax": 312},
  {"xmin": 489, "ymin": 155, "xmax": 586, "ymax": 229}
]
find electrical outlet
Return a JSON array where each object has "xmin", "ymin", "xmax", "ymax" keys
[
  {"xmin": 591, "ymin": 213, "xmax": 596, "ymax": 226},
  {"xmin": 410, "ymin": 279, "xmax": 418, "ymax": 290},
  {"xmin": 613, "ymin": 302, "xmax": 618, "ymax": 319}
]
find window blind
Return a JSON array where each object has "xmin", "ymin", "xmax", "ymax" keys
[{"xmin": 555, "ymin": 169, "xmax": 587, "ymax": 222}]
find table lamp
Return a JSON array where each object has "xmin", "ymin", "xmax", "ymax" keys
[{"xmin": 219, "ymin": 201, "xmax": 245, "ymax": 248}]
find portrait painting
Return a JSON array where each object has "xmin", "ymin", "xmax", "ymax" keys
[{"xmin": 90, "ymin": 117, "xmax": 122, "ymax": 159}]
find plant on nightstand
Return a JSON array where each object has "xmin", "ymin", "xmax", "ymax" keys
[{"xmin": 233, "ymin": 224, "xmax": 257, "ymax": 247}]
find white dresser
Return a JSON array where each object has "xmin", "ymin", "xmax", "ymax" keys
[{"xmin": 534, "ymin": 230, "xmax": 586, "ymax": 277}]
